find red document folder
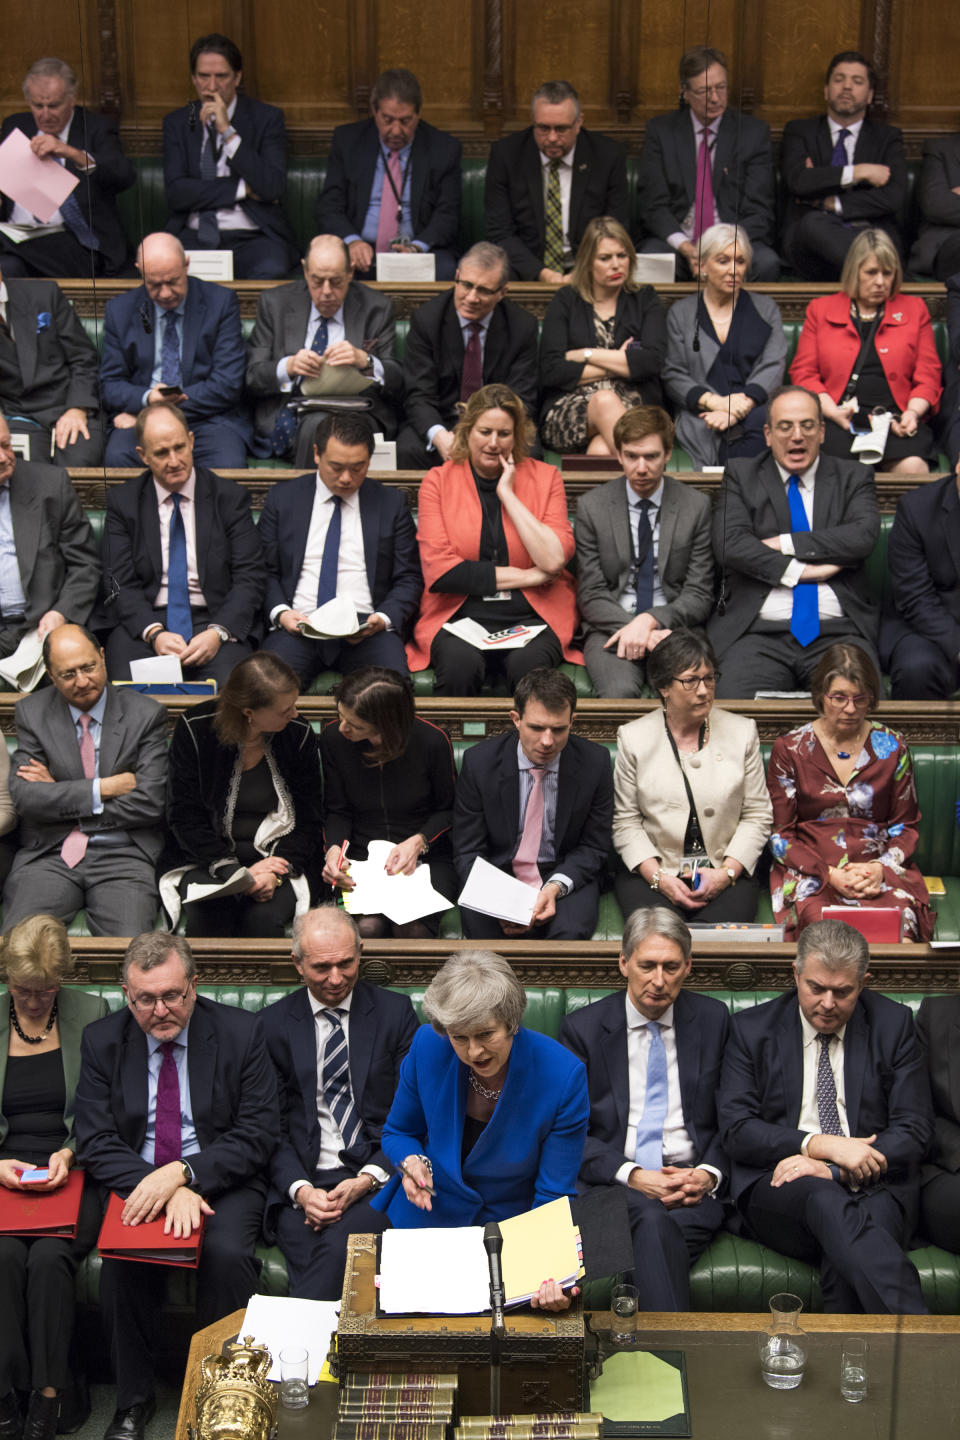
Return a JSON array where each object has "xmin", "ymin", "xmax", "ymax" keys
[
  {"xmin": 822, "ymin": 906, "xmax": 904, "ymax": 942},
  {"xmin": 0, "ymin": 1168, "xmax": 85, "ymax": 1237},
  {"xmin": 97, "ymin": 1190, "xmax": 205, "ymax": 1267}
]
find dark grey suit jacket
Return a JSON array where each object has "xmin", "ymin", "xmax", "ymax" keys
[
  {"xmin": 575, "ymin": 473, "xmax": 714, "ymax": 639},
  {"xmin": 4, "ymin": 279, "xmax": 100, "ymax": 427},
  {"xmin": 917, "ymin": 995, "xmax": 960, "ymax": 1181},
  {"xmin": 245, "ymin": 276, "xmax": 403, "ymax": 439},
  {"xmin": 910, "ymin": 135, "xmax": 960, "ymax": 276},
  {"xmin": 3, "ymin": 460, "xmax": 99, "ymax": 638}
]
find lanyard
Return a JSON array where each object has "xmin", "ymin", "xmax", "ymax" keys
[
  {"xmin": 381, "ymin": 147, "xmax": 413, "ymax": 227},
  {"xmin": 664, "ymin": 713, "xmax": 708, "ymax": 855}
]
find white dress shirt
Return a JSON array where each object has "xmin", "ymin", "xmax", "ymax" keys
[
  {"xmin": 275, "ymin": 302, "xmax": 385, "ymax": 390},
  {"xmin": 280, "ymin": 481, "xmax": 385, "ymax": 626},
  {"xmin": 618, "ymin": 477, "xmax": 666, "ymax": 610},
  {"xmin": 188, "ymin": 96, "xmax": 256, "ymax": 233},
  {"xmin": 758, "ymin": 458, "xmax": 843, "ymax": 622},
  {"xmin": 150, "ymin": 470, "xmax": 206, "ymax": 613},
  {"xmin": 540, "ymin": 148, "xmax": 575, "ymax": 265},
  {"xmin": 426, "ymin": 308, "xmax": 494, "ymax": 451}
]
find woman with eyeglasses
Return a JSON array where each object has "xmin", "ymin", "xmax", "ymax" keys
[
  {"xmin": 612, "ymin": 629, "xmax": 772, "ymax": 923},
  {"xmin": 0, "ymin": 915, "xmax": 108, "ymax": 1440},
  {"xmin": 767, "ymin": 642, "xmax": 934, "ymax": 940}
]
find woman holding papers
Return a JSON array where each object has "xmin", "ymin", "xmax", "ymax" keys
[
  {"xmin": 406, "ymin": 384, "xmax": 579, "ymax": 695},
  {"xmin": 0, "ymin": 915, "xmax": 107, "ymax": 1440},
  {"xmin": 320, "ymin": 668, "xmax": 458, "ymax": 937},
  {"xmin": 160, "ymin": 652, "xmax": 323, "ymax": 936},
  {"xmin": 372, "ymin": 952, "xmax": 589, "ymax": 1310}
]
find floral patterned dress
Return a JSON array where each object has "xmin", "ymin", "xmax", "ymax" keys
[{"xmin": 767, "ymin": 721, "xmax": 934, "ymax": 941}]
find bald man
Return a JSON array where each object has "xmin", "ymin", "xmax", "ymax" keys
[
  {"xmin": 246, "ymin": 234, "xmax": 402, "ymax": 466},
  {"xmin": 100, "ymin": 232, "xmax": 253, "ymax": 468}
]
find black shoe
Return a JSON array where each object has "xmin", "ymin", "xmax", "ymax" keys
[
  {"xmin": 0, "ymin": 1392, "xmax": 22, "ymax": 1440},
  {"xmin": 22, "ymin": 1394, "xmax": 58, "ymax": 1440},
  {"xmin": 102, "ymin": 1399, "xmax": 156, "ymax": 1440}
]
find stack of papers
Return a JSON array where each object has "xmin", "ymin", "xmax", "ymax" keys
[
  {"xmin": 441, "ymin": 618, "xmax": 546, "ymax": 651},
  {"xmin": 0, "ymin": 629, "xmax": 45, "ymax": 691},
  {"xmin": 184, "ymin": 867, "xmax": 253, "ymax": 904},
  {"xmin": 343, "ymin": 839, "xmax": 451, "ymax": 925},
  {"xmin": 240, "ymin": 1294, "xmax": 339, "ymax": 1384},
  {"xmin": 457, "ymin": 856, "xmax": 539, "ymax": 927}
]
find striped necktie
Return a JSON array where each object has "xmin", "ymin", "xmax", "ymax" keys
[
  {"xmin": 321, "ymin": 1008, "xmax": 362, "ymax": 1151},
  {"xmin": 543, "ymin": 160, "xmax": 564, "ymax": 272}
]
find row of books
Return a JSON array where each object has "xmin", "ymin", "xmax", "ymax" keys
[{"xmin": 333, "ymin": 1372, "xmax": 457, "ymax": 1440}]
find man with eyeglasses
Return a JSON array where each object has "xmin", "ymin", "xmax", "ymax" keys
[
  {"xmin": 708, "ymin": 384, "xmax": 881, "ymax": 698},
  {"xmin": 396, "ymin": 241, "xmax": 539, "ymax": 469},
  {"xmin": 636, "ymin": 46, "xmax": 780, "ymax": 281},
  {"xmin": 3, "ymin": 623, "xmax": 167, "ymax": 936},
  {"xmin": 76, "ymin": 931, "xmax": 279, "ymax": 1440},
  {"xmin": 485, "ymin": 80, "xmax": 628, "ymax": 283}
]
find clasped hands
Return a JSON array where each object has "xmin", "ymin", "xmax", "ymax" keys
[
  {"xmin": 772, "ymin": 1134, "xmax": 887, "ymax": 1189},
  {"xmin": 628, "ymin": 1164, "xmax": 714, "ymax": 1208},
  {"xmin": 829, "ymin": 860, "xmax": 883, "ymax": 899},
  {"xmin": 286, "ymin": 341, "xmax": 368, "ymax": 378},
  {"xmin": 294, "ymin": 1175, "xmax": 374, "ymax": 1230},
  {"xmin": 603, "ymin": 613, "xmax": 670, "ymax": 662},
  {"xmin": 121, "ymin": 1161, "xmax": 214, "ymax": 1237}
]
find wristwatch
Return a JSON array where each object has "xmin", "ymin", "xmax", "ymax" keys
[
  {"xmin": 583, "ymin": 348, "xmax": 594, "ymax": 361},
  {"xmin": 180, "ymin": 1160, "xmax": 195, "ymax": 1187},
  {"xmin": 724, "ymin": 867, "xmax": 737, "ymax": 887},
  {"xmin": 363, "ymin": 1172, "xmax": 382, "ymax": 1194}
]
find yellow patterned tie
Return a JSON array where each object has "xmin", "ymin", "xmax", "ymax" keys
[{"xmin": 544, "ymin": 159, "xmax": 564, "ymax": 273}]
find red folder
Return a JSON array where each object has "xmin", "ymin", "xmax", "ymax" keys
[
  {"xmin": 97, "ymin": 1190, "xmax": 205, "ymax": 1267},
  {"xmin": 0, "ymin": 1168, "xmax": 85, "ymax": 1237},
  {"xmin": 822, "ymin": 906, "xmax": 904, "ymax": 942}
]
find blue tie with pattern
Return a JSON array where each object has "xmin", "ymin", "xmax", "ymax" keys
[
  {"xmin": 787, "ymin": 476, "xmax": 819, "ymax": 646},
  {"xmin": 270, "ymin": 316, "xmax": 330, "ymax": 457},
  {"xmin": 161, "ymin": 311, "xmax": 181, "ymax": 387},
  {"xmin": 816, "ymin": 1033, "xmax": 843, "ymax": 1135},
  {"xmin": 60, "ymin": 189, "xmax": 99, "ymax": 251},
  {"xmin": 321, "ymin": 1008, "xmax": 362, "ymax": 1151},
  {"xmin": 634, "ymin": 1020, "xmax": 668, "ymax": 1170},
  {"xmin": 634, "ymin": 499, "xmax": 654, "ymax": 612},
  {"xmin": 317, "ymin": 495, "xmax": 343, "ymax": 608},
  {"xmin": 197, "ymin": 124, "xmax": 221, "ymax": 246},
  {"xmin": 831, "ymin": 127, "xmax": 852, "ymax": 168},
  {"xmin": 166, "ymin": 493, "xmax": 193, "ymax": 641}
]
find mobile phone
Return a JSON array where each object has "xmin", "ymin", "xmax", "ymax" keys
[
  {"xmin": 18, "ymin": 1167, "xmax": 50, "ymax": 1184},
  {"xmin": 485, "ymin": 625, "xmax": 528, "ymax": 645},
  {"xmin": 158, "ymin": 385, "xmax": 183, "ymax": 398}
]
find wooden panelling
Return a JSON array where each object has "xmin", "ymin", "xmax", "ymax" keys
[
  {"xmin": 746, "ymin": 0, "xmax": 865, "ymax": 129},
  {"xmin": 0, "ymin": 0, "xmax": 100, "ymax": 117},
  {"xmin": 241, "ymin": 3, "xmax": 354, "ymax": 128},
  {"xmin": 375, "ymin": 0, "xmax": 480, "ymax": 131},
  {"xmin": 888, "ymin": 0, "xmax": 960, "ymax": 131}
]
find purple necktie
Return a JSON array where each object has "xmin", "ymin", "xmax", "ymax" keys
[
  {"xmin": 693, "ymin": 127, "xmax": 716, "ymax": 241},
  {"xmin": 61, "ymin": 713, "xmax": 94, "ymax": 869},
  {"xmin": 513, "ymin": 767, "xmax": 546, "ymax": 887},
  {"xmin": 460, "ymin": 321, "xmax": 483, "ymax": 402},
  {"xmin": 154, "ymin": 1040, "xmax": 183, "ymax": 1167}
]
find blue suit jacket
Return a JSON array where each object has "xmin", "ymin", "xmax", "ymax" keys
[
  {"xmin": 100, "ymin": 276, "xmax": 253, "ymax": 448},
  {"xmin": 256, "ymin": 980, "xmax": 419, "ymax": 1231},
  {"xmin": 558, "ymin": 989, "xmax": 729, "ymax": 1188},
  {"xmin": 258, "ymin": 471, "xmax": 423, "ymax": 637},
  {"xmin": 373, "ymin": 1024, "xmax": 589, "ymax": 1228},
  {"xmin": 717, "ymin": 988, "xmax": 932, "ymax": 1215}
]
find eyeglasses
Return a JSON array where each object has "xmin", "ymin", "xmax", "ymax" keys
[
  {"xmin": 772, "ymin": 419, "xmax": 820, "ymax": 435},
  {"xmin": 455, "ymin": 278, "xmax": 503, "ymax": 300},
  {"xmin": 673, "ymin": 672, "xmax": 720, "ymax": 690},
  {"xmin": 824, "ymin": 691, "xmax": 872, "ymax": 709},
  {"xmin": 127, "ymin": 986, "xmax": 193, "ymax": 1013},
  {"xmin": 54, "ymin": 660, "xmax": 101, "ymax": 683},
  {"xmin": 8, "ymin": 984, "xmax": 58, "ymax": 1000},
  {"xmin": 685, "ymin": 82, "xmax": 728, "ymax": 98}
]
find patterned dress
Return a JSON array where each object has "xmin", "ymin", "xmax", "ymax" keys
[
  {"xmin": 767, "ymin": 720, "xmax": 934, "ymax": 941},
  {"xmin": 540, "ymin": 313, "xmax": 647, "ymax": 451}
]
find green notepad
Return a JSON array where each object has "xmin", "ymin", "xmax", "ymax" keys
[{"xmin": 587, "ymin": 1349, "xmax": 690, "ymax": 1438}]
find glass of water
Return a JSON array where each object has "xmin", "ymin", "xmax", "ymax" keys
[
  {"xmin": 841, "ymin": 1336, "xmax": 868, "ymax": 1403},
  {"xmin": 758, "ymin": 1292, "xmax": 807, "ymax": 1390},
  {"xmin": 279, "ymin": 1346, "xmax": 310, "ymax": 1409},
  {"xmin": 610, "ymin": 1283, "xmax": 639, "ymax": 1346}
]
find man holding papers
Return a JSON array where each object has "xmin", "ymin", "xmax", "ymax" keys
[
  {"xmin": 75, "ymin": 932, "xmax": 279, "ymax": 1440},
  {"xmin": 257, "ymin": 907, "xmax": 418, "ymax": 1300},
  {"xmin": 452, "ymin": 668, "xmax": 613, "ymax": 939}
]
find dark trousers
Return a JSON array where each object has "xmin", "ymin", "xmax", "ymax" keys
[
  {"xmin": 99, "ymin": 1184, "xmax": 264, "ymax": 1408},
  {"xmin": 460, "ymin": 879, "xmax": 600, "ymax": 942},
  {"xmin": 932, "ymin": 234, "xmax": 960, "ymax": 282},
  {"xmin": 274, "ymin": 1168, "xmax": 390, "ymax": 1301},
  {"xmin": 715, "ymin": 623, "xmax": 879, "ymax": 699},
  {"xmin": 785, "ymin": 213, "xmax": 902, "ymax": 282},
  {"xmin": 0, "ymin": 232, "xmax": 108, "ymax": 279},
  {"xmin": 7, "ymin": 416, "xmax": 105, "ymax": 468},
  {"xmin": 429, "ymin": 624, "xmax": 563, "ymax": 697},
  {"xmin": 614, "ymin": 863, "xmax": 761, "ymax": 925},
  {"xmin": 742, "ymin": 1174, "xmax": 926, "ymax": 1314},
  {"xmin": 614, "ymin": 1186, "xmax": 724, "ymax": 1310},
  {"xmin": 919, "ymin": 1170, "xmax": 960, "ymax": 1252},
  {"xmin": 179, "ymin": 868, "xmax": 298, "ymax": 938},
  {"xmin": 105, "ymin": 419, "xmax": 248, "ymax": 469},
  {"xmin": 262, "ymin": 626, "xmax": 409, "ymax": 687},
  {"xmin": 184, "ymin": 229, "xmax": 297, "ymax": 280},
  {"xmin": 104, "ymin": 607, "xmax": 251, "ymax": 687},
  {"xmin": 885, "ymin": 633, "xmax": 959, "ymax": 700}
]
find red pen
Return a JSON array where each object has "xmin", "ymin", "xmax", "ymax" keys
[{"xmin": 337, "ymin": 839, "xmax": 350, "ymax": 872}]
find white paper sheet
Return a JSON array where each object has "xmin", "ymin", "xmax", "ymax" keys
[
  {"xmin": 378, "ymin": 1227, "xmax": 490, "ymax": 1315},
  {"xmin": 0, "ymin": 129, "xmax": 79, "ymax": 222},
  {"xmin": 375, "ymin": 252, "xmax": 436, "ymax": 281},
  {"xmin": 129, "ymin": 654, "xmax": 184, "ymax": 683},
  {"xmin": 239, "ymin": 1294, "xmax": 339, "ymax": 1384},
  {"xmin": 457, "ymin": 856, "xmax": 538, "ymax": 925},
  {"xmin": 0, "ymin": 628, "xmax": 44, "ymax": 691},
  {"xmin": 184, "ymin": 867, "xmax": 253, "ymax": 904},
  {"xmin": 183, "ymin": 249, "xmax": 234, "ymax": 281},
  {"xmin": 441, "ymin": 618, "xmax": 546, "ymax": 651},
  {"xmin": 342, "ymin": 839, "xmax": 451, "ymax": 924},
  {"xmin": 299, "ymin": 597, "xmax": 360, "ymax": 639}
]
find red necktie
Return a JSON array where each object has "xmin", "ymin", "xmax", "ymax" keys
[
  {"xmin": 513, "ymin": 768, "xmax": 546, "ymax": 887},
  {"xmin": 693, "ymin": 127, "xmax": 716, "ymax": 241},
  {"xmin": 61, "ymin": 713, "xmax": 95, "ymax": 868},
  {"xmin": 154, "ymin": 1041, "xmax": 183, "ymax": 1166},
  {"xmin": 460, "ymin": 321, "xmax": 483, "ymax": 402},
  {"xmin": 376, "ymin": 152, "xmax": 404, "ymax": 254}
]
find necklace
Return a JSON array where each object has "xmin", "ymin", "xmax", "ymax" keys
[
  {"xmin": 819, "ymin": 721, "xmax": 868, "ymax": 762},
  {"xmin": 9, "ymin": 995, "xmax": 58, "ymax": 1045},
  {"xmin": 469, "ymin": 1070, "xmax": 503, "ymax": 1101}
]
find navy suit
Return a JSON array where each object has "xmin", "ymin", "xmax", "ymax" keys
[
  {"xmin": 452, "ymin": 730, "xmax": 614, "ymax": 941},
  {"xmin": 881, "ymin": 474, "xmax": 960, "ymax": 698},
  {"xmin": 718, "ymin": 988, "xmax": 932, "ymax": 1312},
  {"xmin": 162, "ymin": 95, "xmax": 299, "ymax": 278},
  {"xmin": 75, "ymin": 996, "xmax": 280, "ymax": 1405},
  {"xmin": 100, "ymin": 276, "xmax": 253, "ymax": 467},
  {"xmin": 256, "ymin": 981, "xmax": 419, "ymax": 1298},
  {"xmin": 559, "ymin": 990, "xmax": 728, "ymax": 1309}
]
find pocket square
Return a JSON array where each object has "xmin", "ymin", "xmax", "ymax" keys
[{"xmin": 36, "ymin": 312, "xmax": 52, "ymax": 332}]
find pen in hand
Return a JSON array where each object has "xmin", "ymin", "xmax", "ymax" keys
[{"xmin": 397, "ymin": 1159, "xmax": 436, "ymax": 1196}]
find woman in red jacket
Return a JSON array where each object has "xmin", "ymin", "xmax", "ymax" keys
[{"xmin": 790, "ymin": 228, "xmax": 942, "ymax": 473}]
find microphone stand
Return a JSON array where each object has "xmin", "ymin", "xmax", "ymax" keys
[{"xmin": 483, "ymin": 1222, "xmax": 506, "ymax": 1416}]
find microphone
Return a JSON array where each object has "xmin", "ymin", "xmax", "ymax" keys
[
  {"xmin": 188, "ymin": 100, "xmax": 198, "ymax": 132},
  {"xmin": 483, "ymin": 1221, "xmax": 506, "ymax": 1338},
  {"xmin": 139, "ymin": 302, "xmax": 153, "ymax": 335}
]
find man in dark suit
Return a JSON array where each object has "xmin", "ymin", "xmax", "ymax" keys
[
  {"xmin": 941, "ymin": 277, "xmax": 960, "ymax": 474},
  {"xmin": 100, "ymin": 233, "xmax": 252, "ymax": 468},
  {"xmin": 102, "ymin": 403, "xmax": 265, "ymax": 684},
  {"xmin": 453, "ymin": 668, "xmax": 613, "ymax": 941},
  {"xmin": 484, "ymin": 80, "xmax": 628, "ymax": 283},
  {"xmin": 315, "ymin": 69, "xmax": 461, "ymax": 281},
  {"xmin": 576, "ymin": 406, "xmax": 714, "ymax": 698},
  {"xmin": 916, "ymin": 993, "xmax": 960, "ymax": 1254},
  {"xmin": 4, "ymin": 624, "xmax": 167, "ymax": 937},
  {"xmin": 781, "ymin": 51, "xmax": 906, "ymax": 281},
  {"xmin": 718, "ymin": 919, "xmax": 931, "ymax": 1313},
  {"xmin": 880, "ymin": 469, "xmax": 960, "ymax": 698},
  {"xmin": 162, "ymin": 32, "xmax": 298, "ymax": 279},
  {"xmin": 560, "ymin": 908, "xmax": 728, "ymax": 1309},
  {"xmin": 75, "ymin": 931, "xmax": 279, "ymax": 1440},
  {"xmin": 909, "ymin": 134, "xmax": 960, "ymax": 280},
  {"xmin": 260, "ymin": 411, "xmax": 421, "ymax": 685},
  {"xmin": 246, "ymin": 234, "xmax": 403, "ymax": 465},
  {"xmin": 257, "ymin": 906, "xmax": 419, "ymax": 1300},
  {"xmin": 636, "ymin": 47, "xmax": 779, "ymax": 282},
  {"xmin": 709, "ymin": 385, "xmax": 880, "ymax": 698},
  {"xmin": 0, "ymin": 57, "xmax": 134, "ymax": 278},
  {"xmin": 396, "ymin": 241, "xmax": 539, "ymax": 470}
]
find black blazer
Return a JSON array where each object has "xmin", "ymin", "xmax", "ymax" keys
[
  {"xmin": 0, "ymin": 107, "xmax": 134, "ymax": 274},
  {"xmin": 484, "ymin": 127, "xmax": 629, "ymax": 281},
  {"xmin": 102, "ymin": 465, "xmax": 266, "ymax": 644},
  {"xmin": 781, "ymin": 114, "xmax": 906, "ymax": 246},
  {"xmin": 917, "ymin": 995, "xmax": 960, "ymax": 1179},
  {"xmin": 162, "ymin": 94, "xmax": 298, "ymax": 267},
  {"xmin": 559, "ymin": 988, "xmax": 730, "ymax": 1188},
  {"xmin": 538, "ymin": 284, "xmax": 667, "ymax": 424},
  {"xmin": 402, "ymin": 290, "xmax": 539, "ymax": 440},
  {"xmin": 911, "ymin": 135, "xmax": 960, "ymax": 276},
  {"xmin": 452, "ymin": 729, "xmax": 614, "ymax": 893},
  {"xmin": 316, "ymin": 118, "xmax": 462, "ymax": 255},
  {"xmin": 708, "ymin": 450, "xmax": 880, "ymax": 655},
  {"xmin": 882, "ymin": 473, "xmax": 960, "ymax": 666},
  {"xmin": 256, "ymin": 980, "xmax": 420, "ymax": 1232},
  {"xmin": 636, "ymin": 107, "xmax": 776, "ymax": 247},
  {"xmin": 75, "ymin": 994, "xmax": 280, "ymax": 1199},
  {"xmin": 4, "ymin": 278, "xmax": 99, "ymax": 426}
]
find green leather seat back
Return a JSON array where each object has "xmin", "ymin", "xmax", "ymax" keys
[{"xmin": 461, "ymin": 159, "xmax": 487, "ymax": 251}]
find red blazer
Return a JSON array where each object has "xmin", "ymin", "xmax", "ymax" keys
[
  {"xmin": 790, "ymin": 291, "xmax": 942, "ymax": 415},
  {"xmin": 407, "ymin": 458, "xmax": 580, "ymax": 670}
]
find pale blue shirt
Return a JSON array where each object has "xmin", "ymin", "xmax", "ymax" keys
[
  {"xmin": 140, "ymin": 1021, "xmax": 199, "ymax": 1165},
  {"xmin": 426, "ymin": 309, "xmax": 493, "ymax": 450},
  {"xmin": 145, "ymin": 301, "xmax": 187, "ymax": 403},
  {"xmin": 351, "ymin": 143, "xmax": 426, "ymax": 250},
  {"xmin": 516, "ymin": 739, "xmax": 572, "ymax": 893},
  {"xmin": 0, "ymin": 486, "xmax": 26, "ymax": 617},
  {"xmin": 67, "ymin": 687, "xmax": 107, "ymax": 814}
]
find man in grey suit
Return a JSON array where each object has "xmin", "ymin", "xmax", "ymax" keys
[
  {"xmin": 576, "ymin": 407, "xmax": 714, "ymax": 698},
  {"xmin": 4, "ymin": 623, "xmax": 167, "ymax": 936},
  {"xmin": 709, "ymin": 385, "xmax": 881, "ymax": 698},
  {"xmin": 245, "ymin": 234, "xmax": 402, "ymax": 466}
]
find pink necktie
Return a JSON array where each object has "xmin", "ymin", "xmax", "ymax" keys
[
  {"xmin": 60, "ymin": 713, "xmax": 95, "ymax": 868},
  {"xmin": 154, "ymin": 1041, "xmax": 183, "ymax": 1167},
  {"xmin": 376, "ymin": 152, "xmax": 404, "ymax": 254},
  {"xmin": 513, "ymin": 768, "xmax": 546, "ymax": 887},
  {"xmin": 693, "ymin": 127, "xmax": 716, "ymax": 241}
]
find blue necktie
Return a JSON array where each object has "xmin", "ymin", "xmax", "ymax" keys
[
  {"xmin": 317, "ymin": 495, "xmax": 343, "ymax": 607},
  {"xmin": 270, "ymin": 316, "xmax": 330, "ymax": 457},
  {"xmin": 634, "ymin": 1020, "xmax": 668, "ymax": 1171},
  {"xmin": 321, "ymin": 1008, "xmax": 362, "ymax": 1152},
  {"xmin": 59, "ymin": 189, "xmax": 99, "ymax": 251},
  {"xmin": 166, "ymin": 493, "xmax": 193, "ymax": 640},
  {"xmin": 830, "ymin": 127, "xmax": 852, "ymax": 168},
  {"xmin": 197, "ymin": 124, "xmax": 221, "ymax": 246},
  {"xmin": 816, "ymin": 1034, "xmax": 843, "ymax": 1136},
  {"xmin": 634, "ymin": 499, "xmax": 654, "ymax": 612},
  {"xmin": 161, "ymin": 310, "xmax": 181, "ymax": 387},
  {"xmin": 787, "ymin": 476, "xmax": 819, "ymax": 646}
]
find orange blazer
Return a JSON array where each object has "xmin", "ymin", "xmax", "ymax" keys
[
  {"xmin": 789, "ymin": 290, "xmax": 943, "ymax": 415},
  {"xmin": 407, "ymin": 458, "xmax": 580, "ymax": 671}
]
